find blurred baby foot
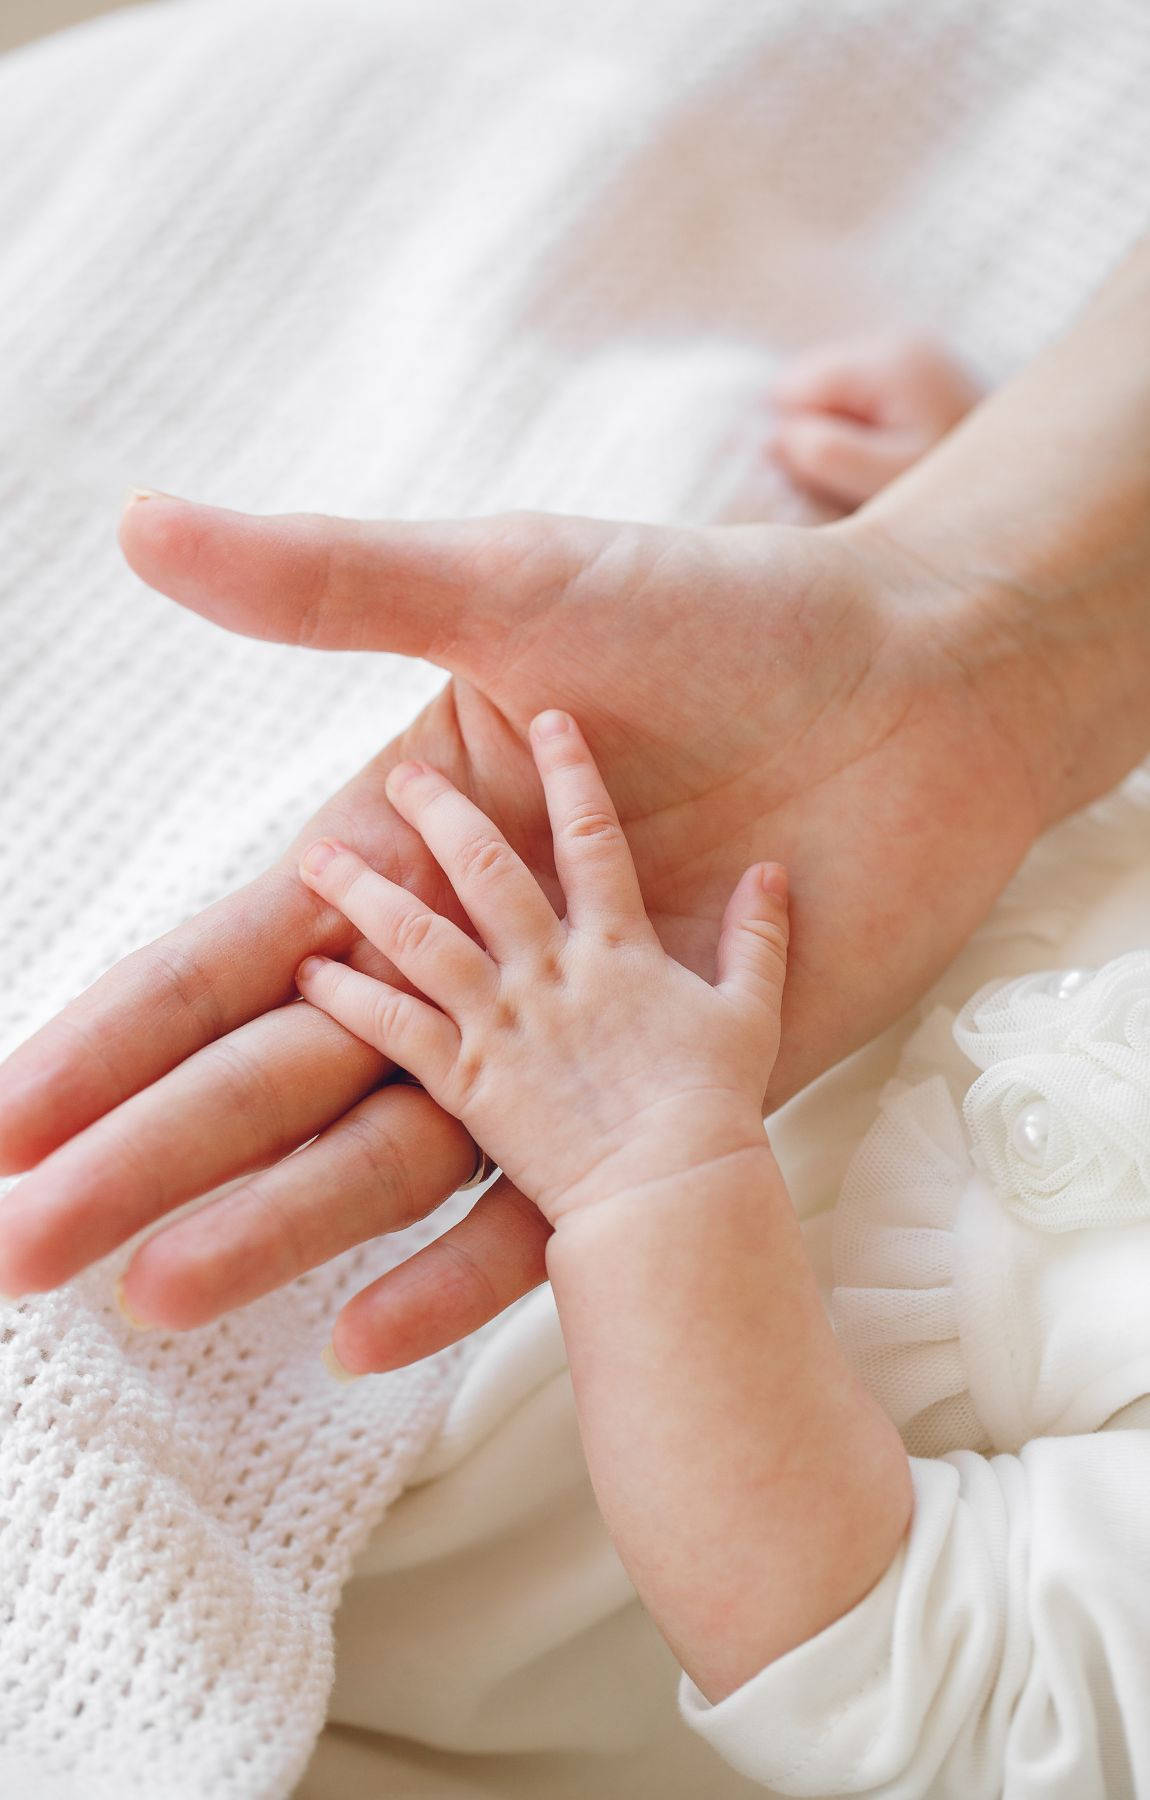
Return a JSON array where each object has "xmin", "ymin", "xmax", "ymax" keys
[{"xmin": 766, "ymin": 333, "xmax": 984, "ymax": 512}]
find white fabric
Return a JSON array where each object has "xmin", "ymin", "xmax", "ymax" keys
[
  {"xmin": 830, "ymin": 946, "xmax": 1150, "ymax": 1462},
  {"xmin": 4, "ymin": 1, "xmax": 1150, "ymax": 1796},
  {"xmin": 960, "ymin": 952, "xmax": 1150, "ymax": 1233},
  {"xmin": 680, "ymin": 1438, "xmax": 1150, "ymax": 1798}
]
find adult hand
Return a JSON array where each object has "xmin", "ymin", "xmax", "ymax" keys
[
  {"xmin": 3, "ymin": 229, "xmax": 1150, "ymax": 1373},
  {"xmin": 0, "ymin": 494, "xmax": 1047, "ymax": 1368}
]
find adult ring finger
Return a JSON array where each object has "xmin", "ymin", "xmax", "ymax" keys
[{"xmin": 391, "ymin": 1069, "xmax": 497, "ymax": 1190}]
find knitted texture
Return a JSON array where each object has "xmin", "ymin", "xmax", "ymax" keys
[{"xmin": 2, "ymin": 0, "xmax": 1150, "ymax": 1795}]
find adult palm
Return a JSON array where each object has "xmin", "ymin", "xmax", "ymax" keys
[{"xmin": 0, "ymin": 496, "xmax": 1041, "ymax": 1370}]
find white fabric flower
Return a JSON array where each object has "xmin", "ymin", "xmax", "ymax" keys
[
  {"xmin": 953, "ymin": 965, "xmax": 1099, "ymax": 1069},
  {"xmin": 956, "ymin": 953, "xmax": 1150, "ymax": 1230},
  {"xmin": 1077, "ymin": 952, "xmax": 1150, "ymax": 1054},
  {"xmin": 964, "ymin": 1048, "xmax": 1150, "ymax": 1232},
  {"xmin": 954, "ymin": 950, "xmax": 1150, "ymax": 1070}
]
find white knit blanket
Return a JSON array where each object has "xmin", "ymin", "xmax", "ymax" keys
[{"xmin": 2, "ymin": 1, "xmax": 1149, "ymax": 1794}]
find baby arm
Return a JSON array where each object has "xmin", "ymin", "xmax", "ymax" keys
[
  {"xmin": 684, "ymin": 1432, "xmax": 1150, "ymax": 1798},
  {"xmin": 292, "ymin": 708, "xmax": 913, "ymax": 1704}
]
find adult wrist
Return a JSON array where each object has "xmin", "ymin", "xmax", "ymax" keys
[
  {"xmin": 838, "ymin": 240, "xmax": 1150, "ymax": 830},
  {"xmin": 840, "ymin": 450, "xmax": 1150, "ymax": 835}
]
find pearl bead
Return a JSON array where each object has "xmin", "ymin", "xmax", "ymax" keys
[
  {"xmin": 1011, "ymin": 1099, "xmax": 1049, "ymax": 1165},
  {"xmin": 1053, "ymin": 968, "xmax": 1090, "ymax": 1001}
]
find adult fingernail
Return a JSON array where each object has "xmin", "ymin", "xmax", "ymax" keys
[
  {"xmin": 114, "ymin": 1275, "xmax": 154, "ymax": 1331},
  {"xmin": 321, "ymin": 1342, "xmax": 362, "ymax": 1383},
  {"xmin": 296, "ymin": 955, "xmax": 327, "ymax": 982},
  {"xmin": 300, "ymin": 840, "xmax": 339, "ymax": 876},
  {"xmin": 532, "ymin": 710, "xmax": 570, "ymax": 739}
]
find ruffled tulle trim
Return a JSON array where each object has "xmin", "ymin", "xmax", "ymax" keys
[
  {"xmin": 831, "ymin": 1051, "xmax": 994, "ymax": 1458},
  {"xmin": 829, "ymin": 764, "xmax": 1150, "ymax": 1458},
  {"xmin": 833, "ymin": 948, "xmax": 1150, "ymax": 1456}
]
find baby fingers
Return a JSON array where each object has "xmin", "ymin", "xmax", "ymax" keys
[
  {"xmin": 383, "ymin": 762, "xmax": 561, "ymax": 960},
  {"xmin": 297, "ymin": 839, "xmax": 494, "ymax": 1014},
  {"xmin": 295, "ymin": 956, "xmax": 458, "ymax": 1090},
  {"xmin": 528, "ymin": 710, "xmax": 650, "ymax": 936},
  {"xmin": 715, "ymin": 862, "xmax": 790, "ymax": 1042}
]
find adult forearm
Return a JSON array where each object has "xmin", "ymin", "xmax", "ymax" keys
[
  {"xmin": 544, "ymin": 1146, "xmax": 913, "ymax": 1703},
  {"xmin": 852, "ymin": 234, "xmax": 1150, "ymax": 827}
]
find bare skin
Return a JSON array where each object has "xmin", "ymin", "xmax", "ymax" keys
[
  {"xmin": 766, "ymin": 333, "xmax": 984, "ymax": 511},
  {"xmin": 290, "ymin": 715, "xmax": 913, "ymax": 1699},
  {"xmin": 1, "ymin": 245, "xmax": 1149, "ymax": 1372}
]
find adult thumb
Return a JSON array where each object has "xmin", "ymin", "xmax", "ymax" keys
[{"xmin": 118, "ymin": 492, "xmax": 581, "ymax": 666}]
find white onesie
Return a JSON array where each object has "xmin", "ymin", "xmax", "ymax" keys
[{"xmin": 680, "ymin": 954, "xmax": 1150, "ymax": 1797}]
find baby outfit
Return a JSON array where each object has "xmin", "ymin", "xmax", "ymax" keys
[{"xmin": 681, "ymin": 953, "xmax": 1150, "ymax": 1797}]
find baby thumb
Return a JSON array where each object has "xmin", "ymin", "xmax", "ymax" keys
[{"xmin": 716, "ymin": 863, "xmax": 790, "ymax": 1039}]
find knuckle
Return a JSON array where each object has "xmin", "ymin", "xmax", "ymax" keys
[
  {"xmin": 740, "ymin": 915, "xmax": 789, "ymax": 970},
  {"xmin": 150, "ymin": 941, "xmax": 228, "ymax": 1038},
  {"xmin": 435, "ymin": 1233, "xmax": 502, "ymax": 1327},
  {"xmin": 290, "ymin": 533, "xmax": 369, "ymax": 653},
  {"xmin": 339, "ymin": 1106, "xmax": 424, "ymax": 1228},
  {"xmin": 243, "ymin": 1180, "xmax": 312, "ymax": 1282},
  {"xmin": 455, "ymin": 833, "xmax": 512, "ymax": 887},
  {"xmin": 390, "ymin": 906, "xmax": 435, "ymax": 961},
  {"xmin": 368, "ymin": 987, "xmax": 410, "ymax": 1047},
  {"xmin": 290, "ymin": 538, "xmax": 336, "ymax": 651},
  {"xmin": 563, "ymin": 804, "xmax": 622, "ymax": 849},
  {"xmin": 208, "ymin": 1035, "xmax": 292, "ymax": 1158}
]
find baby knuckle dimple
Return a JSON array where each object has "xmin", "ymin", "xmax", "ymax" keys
[
  {"xmin": 368, "ymin": 987, "xmax": 409, "ymax": 1048},
  {"xmin": 533, "ymin": 948, "xmax": 564, "ymax": 985},
  {"xmin": 391, "ymin": 906, "xmax": 435, "ymax": 960},
  {"xmin": 455, "ymin": 833, "xmax": 513, "ymax": 887},
  {"xmin": 564, "ymin": 805, "xmax": 621, "ymax": 848}
]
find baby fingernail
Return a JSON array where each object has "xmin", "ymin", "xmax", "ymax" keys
[
  {"xmin": 759, "ymin": 863, "xmax": 788, "ymax": 900},
  {"xmin": 386, "ymin": 761, "xmax": 427, "ymax": 794},
  {"xmin": 321, "ymin": 1342, "xmax": 362, "ymax": 1383},
  {"xmin": 114, "ymin": 1276, "xmax": 154, "ymax": 1331},
  {"xmin": 301, "ymin": 840, "xmax": 338, "ymax": 876},
  {"xmin": 532, "ymin": 710, "xmax": 570, "ymax": 739},
  {"xmin": 296, "ymin": 956, "xmax": 327, "ymax": 982}
]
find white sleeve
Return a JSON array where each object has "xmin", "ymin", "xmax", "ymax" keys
[{"xmin": 678, "ymin": 1435, "xmax": 1150, "ymax": 1797}]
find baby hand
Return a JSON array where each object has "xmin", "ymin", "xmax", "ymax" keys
[{"xmin": 294, "ymin": 710, "xmax": 788, "ymax": 1228}]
